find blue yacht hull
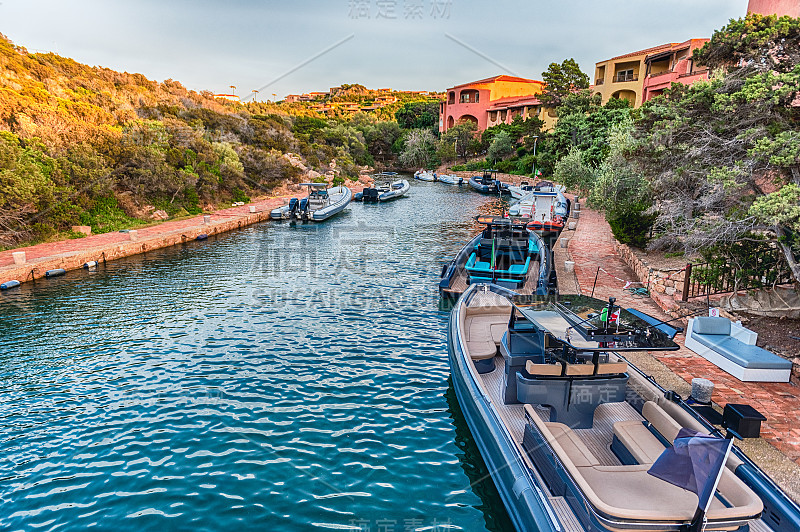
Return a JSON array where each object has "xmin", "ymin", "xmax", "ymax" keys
[{"xmin": 447, "ymin": 305, "xmax": 560, "ymax": 532}]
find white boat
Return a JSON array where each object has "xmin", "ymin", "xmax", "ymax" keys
[
  {"xmin": 270, "ymin": 183, "xmax": 352, "ymax": 222},
  {"xmin": 437, "ymin": 174, "xmax": 464, "ymax": 186},
  {"xmin": 508, "ymin": 182, "xmax": 570, "ymax": 239},
  {"xmin": 356, "ymin": 172, "xmax": 410, "ymax": 202},
  {"xmin": 508, "ymin": 180, "xmax": 536, "ymax": 199},
  {"xmin": 414, "ymin": 170, "xmax": 437, "ymax": 182}
]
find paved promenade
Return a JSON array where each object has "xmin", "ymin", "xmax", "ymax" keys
[
  {"xmin": 567, "ymin": 208, "xmax": 800, "ymax": 497},
  {"xmin": 0, "ymin": 196, "xmax": 292, "ymax": 284}
]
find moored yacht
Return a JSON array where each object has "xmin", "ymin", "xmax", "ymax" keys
[
  {"xmin": 439, "ymin": 216, "xmax": 556, "ymax": 300},
  {"xmin": 270, "ymin": 183, "xmax": 352, "ymax": 222},
  {"xmin": 448, "ymin": 284, "xmax": 800, "ymax": 532}
]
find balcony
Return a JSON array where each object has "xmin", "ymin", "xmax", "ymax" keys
[{"xmin": 614, "ymin": 73, "xmax": 638, "ymax": 83}]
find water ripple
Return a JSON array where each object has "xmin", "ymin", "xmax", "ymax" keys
[{"xmin": 0, "ymin": 181, "xmax": 515, "ymax": 531}]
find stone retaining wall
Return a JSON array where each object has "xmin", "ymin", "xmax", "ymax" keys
[
  {"xmin": 614, "ymin": 242, "xmax": 690, "ymax": 318},
  {"xmin": 1, "ymin": 211, "xmax": 273, "ymax": 285}
]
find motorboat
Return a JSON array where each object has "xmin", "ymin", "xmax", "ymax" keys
[
  {"xmin": 469, "ymin": 169, "xmax": 508, "ymax": 195},
  {"xmin": 508, "ymin": 182, "xmax": 570, "ymax": 239},
  {"xmin": 270, "ymin": 183, "xmax": 352, "ymax": 222},
  {"xmin": 508, "ymin": 180, "xmax": 536, "ymax": 199},
  {"xmin": 448, "ymin": 283, "xmax": 800, "ymax": 532},
  {"xmin": 354, "ymin": 172, "xmax": 410, "ymax": 202},
  {"xmin": 439, "ymin": 216, "xmax": 556, "ymax": 300},
  {"xmin": 438, "ymin": 174, "xmax": 464, "ymax": 186},
  {"xmin": 414, "ymin": 170, "xmax": 437, "ymax": 182}
]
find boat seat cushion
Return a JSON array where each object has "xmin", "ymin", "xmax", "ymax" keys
[
  {"xmin": 546, "ymin": 422, "xmax": 601, "ymax": 467},
  {"xmin": 692, "ymin": 317, "xmax": 732, "ymax": 335},
  {"xmin": 464, "ymin": 305, "xmax": 511, "ymax": 360},
  {"xmin": 526, "ymin": 406, "xmax": 763, "ymax": 523},
  {"xmin": 692, "ymin": 334, "xmax": 791, "ymax": 370},
  {"xmin": 613, "ymin": 420, "xmax": 667, "ymax": 465}
]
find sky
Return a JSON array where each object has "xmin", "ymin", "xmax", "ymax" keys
[{"xmin": 0, "ymin": 0, "xmax": 748, "ymax": 101}]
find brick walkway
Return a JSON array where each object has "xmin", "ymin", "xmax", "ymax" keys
[
  {"xmin": 0, "ymin": 196, "xmax": 289, "ymax": 270},
  {"xmin": 568, "ymin": 208, "xmax": 800, "ymax": 465}
]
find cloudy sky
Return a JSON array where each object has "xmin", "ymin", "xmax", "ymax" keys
[{"xmin": 1, "ymin": 0, "xmax": 747, "ymax": 100}]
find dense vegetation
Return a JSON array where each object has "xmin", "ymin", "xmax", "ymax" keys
[
  {"xmin": 0, "ymin": 34, "xmax": 438, "ymax": 247},
  {"xmin": 549, "ymin": 14, "xmax": 800, "ymax": 284}
]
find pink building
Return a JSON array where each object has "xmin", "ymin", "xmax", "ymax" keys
[
  {"xmin": 747, "ymin": 0, "xmax": 800, "ymax": 17},
  {"xmin": 439, "ymin": 75, "xmax": 546, "ymax": 133},
  {"xmin": 641, "ymin": 39, "xmax": 710, "ymax": 102}
]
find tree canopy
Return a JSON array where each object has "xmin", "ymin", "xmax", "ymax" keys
[{"xmin": 540, "ymin": 58, "xmax": 590, "ymax": 107}]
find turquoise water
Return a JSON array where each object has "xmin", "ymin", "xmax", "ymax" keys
[{"xmin": 0, "ymin": 181, "xmax": 516, "ymax": 532}]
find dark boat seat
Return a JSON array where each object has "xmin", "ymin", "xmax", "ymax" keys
[{"xmin": 524, "ymin": 404, "xmax": 764, "ymax": 523}]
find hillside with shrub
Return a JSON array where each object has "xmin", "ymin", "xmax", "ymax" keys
[{"xmin": 0, "ymin": 34, "xmax": 439, "ymax": 247}]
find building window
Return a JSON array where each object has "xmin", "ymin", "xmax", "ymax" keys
[
  {"xmin": 448, "ymin": 91, "xmax": 455, "ymax": 104},
  {"xmin": 459, "ymin": 89, "xmax": 479, "ymax": 103},
  {"xmin": 489, "ymin": 111, "xmax": 497, "ymax": 122},
  {"xmin": 615, "ymin": 69, "xmax": 636, "ymax": 83}
]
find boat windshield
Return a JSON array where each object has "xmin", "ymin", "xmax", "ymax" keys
[{"xmin": 510, "ymin": 294, "xmax": 680, "ymax": 352}]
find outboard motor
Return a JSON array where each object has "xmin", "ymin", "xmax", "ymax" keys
[
  {"xmin": 299, "ymin": 198, "xmax": 310, "ymax": 221},
  {"xmin": 288, "ymin": 198, "xmax": 299, "ymax": 218},
  {"xmin": 458, "ymin": 177, "xmax": 463, "ymax": 186}
]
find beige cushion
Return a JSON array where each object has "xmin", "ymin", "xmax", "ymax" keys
[
  {"xmin": 547, "ymin": 422, "xmax": 601, "ymax": 467},
  {"xmin": 642, "ymin": 401, "xmax": 683, "ymax": 442},
  {"xmin": 597, "ymin": 362, "xmax": 628, "ymax": 375},
  {"xmin": 613, "ymin": 419, "xmax": 669, "ymax": 465},
  {"xmin": 525, "ymin": 405, "xmax": 763, "ymax": 523},
  {"xmin": 565, "ymin": 363, "xmax": 594, "ymax": 376},
  {"xmin": 526, "ymin": 361, "xmax": 563, "ymax": 376},
  {"xmin": 466, "ymin": 339, "xmax": 497, "ymax": 360}
]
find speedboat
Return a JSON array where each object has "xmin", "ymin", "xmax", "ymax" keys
[
  {"xmin": 354, "ymin": 172, "xmax": 410, "ymax": 202},
  {"xmin": 508, "ymin": 182, "xmax": 570, "ymax": 239},
  {"xmin": 270, "ymin": 183, "xmax": 352, "ymax": 222},
  {"xmin": 438, "ymin": 174, "xmax": 464, "ymax": 186},
  {"xmin": 469, "ymin": 169, "xmax": 508, "ymax": 195},
  {"xmin": 439, "ymin": 216, "xmax": 556, "ymax": 300},
  {"xmin": 414, "ymin": 170, "xmax": 437, "ymax": 182},
  {"xmin": 508, "ymin": 180, "xmax": 535, "ymax": 199},
  {"xmin": 448, "ymin": 283, "xmax": 800, "ymax": 532}
]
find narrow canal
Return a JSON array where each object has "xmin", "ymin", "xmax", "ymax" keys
[{"xmin": 0, "ymin": 180, "xmax": 517, "ymax": 532}]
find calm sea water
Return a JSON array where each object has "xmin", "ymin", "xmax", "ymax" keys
[{"xmin": 0, "ymin": 180, "xmax": 516, "ymax": 532}]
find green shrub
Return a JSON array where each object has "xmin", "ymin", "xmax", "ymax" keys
[{"xmin": 607, "ymin": 205, "xmax": 655, "ymax": 249}]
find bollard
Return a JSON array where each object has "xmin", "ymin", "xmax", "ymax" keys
[
  {"xmin": 249, "ymin": 206, "xmax": 256, "ymax": 213},
  {"xmin": 568, "ymin": 221, "xmax": 577, "ymax": 231},
  {"xmin": 12, "ymin": 251, "xmax": 26, "ymax": 265},
  {"xmin": 691, "ymin": 378, "xmax": 714, "ymax": 405},
  {"xmin": 560, "ymin": 238, "xmax": 569, "ymax": 249},
  {"xmin": 204, "ymin": 215, "xmax": 211, "ymax": 225},
  {"xmin": 129, "ymin": 230, "xmax": 139, "ymax": 242},
  {"xmin": 564, "ymin": 261, "xmax": 575, "ymax": 273}
]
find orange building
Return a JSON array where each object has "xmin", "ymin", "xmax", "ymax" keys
[
  {"xmin": 593, "ymin": 39, "xmax": 709, "ymax": 107},
  {"xmin": 439, "ymin": 75, "xmax": 551, "ymax": 133},
  {"xmin": 641, "ymin": 39, "xmax": 710, "ymax": 102}
]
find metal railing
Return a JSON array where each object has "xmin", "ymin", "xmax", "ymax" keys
[
  {"xmin": 681, "ymin": 246, "xmax": 795, "ymax": 301},
  {"xmin": 614, "ymin": 74, "xmax": 638, "ymax": 83}
]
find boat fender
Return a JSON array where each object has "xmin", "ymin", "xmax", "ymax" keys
[
  {"xmin": 83, "ymin": 261, "xmax": 99, "ymax": 269},
  {"xmin": 45, "ymin": 268, "xmax": 67, "ymax": 278},
  {"xmin": 1, "ymin": 279, "xmax": 21, "ymax": 290},
  {"xmin": 196, "ymin": 234, "xmax": 208, "ymax": 241}
]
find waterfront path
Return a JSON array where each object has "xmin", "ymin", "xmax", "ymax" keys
[
  {"xmin": 566, "ymin": 207, "xmax": 800, "ymax": 497},
  {"xmin": 0, "ymin": 195, "xmax": 290, "ymax": 283}
]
